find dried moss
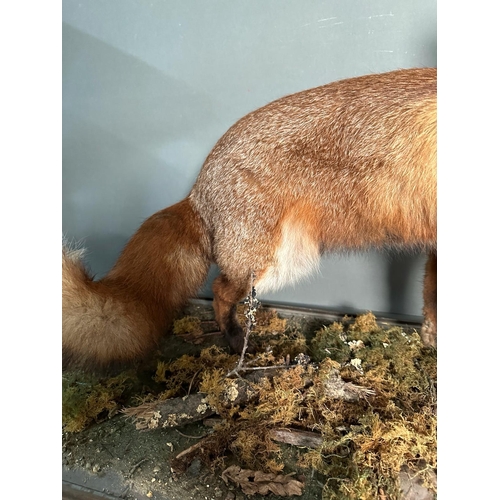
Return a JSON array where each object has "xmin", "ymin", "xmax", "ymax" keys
[
  {"xmin": 230, "ymin": 425, "xmax": 283, "ymax": 472},
  {"xmin": 172, "ymin": 315, "xmax": 203, "ymax": 336},
  {"xmin": 236, "ymin": 305, "xmax": 288, "ymax": 336},
  {"xmin": 253, "ymin": 366, "xmax": 309, "ymax": 426},
  {"xmin": 236, "ymin": 305, "xmax": 310, "ymax": 363},
  {"xmin": 154, "ymin": 346, "xmax": 238, "ymax": 401},
  {"xmin": 171, "ymin": 315, "xmax": 206, "ymax": 344}
]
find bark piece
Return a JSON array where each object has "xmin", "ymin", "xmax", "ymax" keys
[
  {"xmin": 122, "ymin": 393, "xmax": 216, "ymax": 430},
  {"xmin": 269, "ymin": 428, "xmax": 323, "ymax": 449}
]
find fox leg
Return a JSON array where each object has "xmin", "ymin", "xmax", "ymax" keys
[
  {"xmin": 212, "ymin": 273, "xmax": 252, "ymax": 353},
  {"xmin": 421, "ymin": 251, "xmax": 437, "ymax": 347}
]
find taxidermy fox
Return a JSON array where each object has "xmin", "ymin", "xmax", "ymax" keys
[{"xmin": 63, "ymin": 67, "xmax": 437, "ymax": 373}]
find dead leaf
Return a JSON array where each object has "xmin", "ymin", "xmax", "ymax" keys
[{"xmin": 221, "ymin": 465, "xmax": 304, "ymax": 496}]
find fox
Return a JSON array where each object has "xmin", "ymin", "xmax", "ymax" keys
[{"xmin": 63, "ymin": 67, "xmax": 437, "ymax": 373}]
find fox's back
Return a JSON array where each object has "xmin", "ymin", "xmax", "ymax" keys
[{"xmin": 190, "ymin": 68, "xmax": 436, "ymax": 262}]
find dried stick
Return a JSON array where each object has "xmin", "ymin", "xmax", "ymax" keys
[{"xmin": 227, "ymin": 272, "xmax": 260, "ymax": 378}]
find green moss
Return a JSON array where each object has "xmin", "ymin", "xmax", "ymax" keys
[
  {"xmin": 310, "ymin": 322, "xmax": 351, "ymax": 363},
  {"xmin": 62, "ymin": 372, "xmax": 135, "ymax": 432}
]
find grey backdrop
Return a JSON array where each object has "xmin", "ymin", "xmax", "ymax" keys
[{"xmin": 62, "ymin": 0, "xmax": 437, "ymax": 321}]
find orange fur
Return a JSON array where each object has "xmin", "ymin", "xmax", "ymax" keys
[
  {"xmin": 62, "ymin": 200, "xmax": 210, "ymax": 372},
  {"xmin": 63, "ymin": 68, "xmax": 437, "ymax": 371}
]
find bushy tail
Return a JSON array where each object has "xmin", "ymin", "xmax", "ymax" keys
[{"xmin": 62, "ymin": 199, "xmax": 211, "ymax": 373}]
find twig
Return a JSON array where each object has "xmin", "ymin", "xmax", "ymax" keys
[
  {"xmin": 100, "ymin": 444, "xmax": 115, "ymax": 458},
  {"xmin": 170, "ymin": 434, "xmax": 225, "ymax": 474},
  {"xmin": 122, "ymin": 439, "xmax": 132, "ymax": 455},
  {"xmin": 227, "ymin": 272, "xmax": 260, "ymax": 378},
  {"xmin": 175, "ymin": 429, "xmax": 208, "ymax": 439},
  {"xmin": 129, "ymin": 458, "xmax": 148, "ymax": 476},
  {"xmin": 230, "ymin": 364, "xmax": 289, "ymax": 373},
  {"xmin": 187, "ymin": 369, "xmax": 201, "ymax": 396},
  {"xmin": 174, "ymin": 440, "xmax": 205, "ymax": 460},
  {"xmin": 118, "ymin": 484, "xmax": 131, "ymax": 499}
]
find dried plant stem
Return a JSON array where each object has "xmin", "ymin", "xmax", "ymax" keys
[
  {"xmin": 128, "ymin": 458, "xmax": 148, "ymax": 477},
  {"xmin": 227, "ymin": 271, "xmax": 260, "ymax": 378}
]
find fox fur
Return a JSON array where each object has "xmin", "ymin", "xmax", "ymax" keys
[{"xmin": 63, "ymin": 67, "xmax": 437, "ymax": 373}]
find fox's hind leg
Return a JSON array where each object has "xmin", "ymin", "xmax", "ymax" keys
[
  {"xmin": 421, "ymin": 251, "xmax": 437, "ymax": 347},
  {"xmin": 212, "ymin": 273, "xmax": 252, "ymax": 353}
]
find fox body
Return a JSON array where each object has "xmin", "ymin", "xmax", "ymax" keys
[{"xmin": 63, "ymin": 68, "xmax": 437, "ymax": 372}]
